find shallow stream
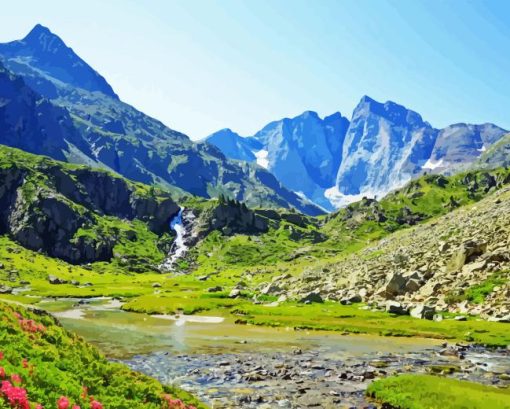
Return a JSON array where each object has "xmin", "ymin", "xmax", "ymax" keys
[{"xmin": 45, "ymin": 298, "xmax": 510, "ymax": 408}]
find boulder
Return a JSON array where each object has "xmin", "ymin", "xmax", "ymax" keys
[
  {"xmin": 410, "ymin": 304, "xmax": 435, "ymax": 320},
  {"xmin": 299, "ymin": 292, "xmax": 323, "ymax": 304},
  {"xmin": 47, "ymin": 275, "xmax": 68, "ymax": 285},
  {"xmin": 340, "ymin": 291, "xmax": 362, "ymax": 304},
  {"xmin": 229, "ymin": 289, "xmax": 241, "ymax": 298},
  {"xmin": 450, "ymin": 240, "xmax": 488, "ymax": 271},
  {"xmin": 385, "ymin": 301, "xmax": 408, "ymax": 315},
  {"xmin": 152, "ymin": 282, "xmax": 162, "ymax": 288},
  {"xmin": 0, "ymin": 285, "xmax": 13, "ymax": 294},
  {"xmin": 382, "ymin": 272, "xmax": 407, "ymax": 297},
  {"xmin": 261, "ymin": 283, "xmax": 281, "ymax": 295},
  {"xmin": 404, "ymin": 278, "xmax": 422, "ymax": 293},
  {"xmin": 207, "ymin": 286, "xmax": 223, "ymax": 293}
]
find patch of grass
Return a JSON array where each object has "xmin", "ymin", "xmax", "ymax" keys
[
  {"xmin": 367, "ymin": 374, "xmax": 510, "ymax": 409},
  {"xmin": 465, "ymin": 272, "xmax": 508, "ymax": 304},
  {"xmin": 445, "ymin": 271, "xmax": 509, "ymax": 305},
  {"xmin": 231, "ymin": 302, "xmax": 510, "ymax": 347},
  {"xmin": 122, "ymin": 291, "xmax": 243, "ymax": 315},
  {"xmin": 0, "ymin": 235, "xmax": 166, "ymax": 299}
]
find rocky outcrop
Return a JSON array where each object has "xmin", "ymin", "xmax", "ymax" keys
[
  {"xmin": 48, "ymin": 166, "xmax": 178, "ymax": 234},
  {"xmin": 0, "ymin": 147, "xmax": 179, "ymax": 263},
  {"xmin": 190, "ymin": 199, "xmax": 272, "ymax": 241}
]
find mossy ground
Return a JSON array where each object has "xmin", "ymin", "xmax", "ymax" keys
[{"xmin": 367, "ymin": 374, "xmax": 510, "ymax": 409}]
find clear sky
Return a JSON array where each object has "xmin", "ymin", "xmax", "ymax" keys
[{"xmin": 1, "ymin": 0, "xmax": 509, "ymax": 140}]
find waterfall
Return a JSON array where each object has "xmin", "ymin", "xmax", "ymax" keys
[{"xmin": 160, "ymin": 207, "xmax": 188, "ymax": 271}]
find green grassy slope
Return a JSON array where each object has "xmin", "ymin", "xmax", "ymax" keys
[{"xmin": 0, "ymin": 301, "xmax": 206, "ymax": 409}]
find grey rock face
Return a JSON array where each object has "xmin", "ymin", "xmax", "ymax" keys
[
  {"xmin": 429, "ymin": 123, "xmax": 507, "ymax": 172},
  {"xmin": 207, "ymin": 111, "xmax": 350, "ymax": 211},
  {"xmin": 334, "ymin": 96, "xmax": 438, "ymax": 202}
]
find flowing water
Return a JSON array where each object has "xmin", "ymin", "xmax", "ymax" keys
[
  {"xmin": 160, "ymin": 207, "xmax": 188, "ymax": 271},
  {"xmin": 45, "ymin": 298, "xmax": 510, "ymax": 408}
]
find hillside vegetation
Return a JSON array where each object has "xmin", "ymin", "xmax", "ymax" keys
[{"xmin": 0, "ymin": 301, "xmax": 206, "ymax": 409}]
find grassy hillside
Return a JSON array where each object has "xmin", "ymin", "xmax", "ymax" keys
[
  {"xmin": 186, "ymin": 167, "xmax": 510, "ymax": 275},
  {"xmin": 0, "ymin": 301, "xmax": 206, "ymax": 409}
]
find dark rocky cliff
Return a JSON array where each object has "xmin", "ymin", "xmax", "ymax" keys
[{"xmin": 0, "ymin": 146, "xmax": 179, "ymax": 263}]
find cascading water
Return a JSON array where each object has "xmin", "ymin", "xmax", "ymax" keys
[{"xmin": 160, "ymin": 207, "xmax": 188, "ymax": 271}]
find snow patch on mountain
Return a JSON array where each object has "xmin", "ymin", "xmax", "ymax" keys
[
  {"xmin": 254, "ymin": 149, "xmax": 269, "ymax": 169},
  {"xmin": 422, "ymin": 158, "xmax": 444, "ymax": 170}
]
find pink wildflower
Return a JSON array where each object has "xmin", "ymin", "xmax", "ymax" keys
[
  {"xmin": 90, "ymin": 400, "xmax": 103, "ymax": 409},
  {"xmin": 57, "ymin": 396, "xmax": 70, "ymax": 409},
  {"xmin": 10, "ymin": 374, "xmax": 21, "ymax": 384}
]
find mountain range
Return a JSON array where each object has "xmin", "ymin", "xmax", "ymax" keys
[
  {"xmin": 1, "ymin": 24, "xmax": 508, "ymax": 214},
  {"xmin": 207, "ymin": 98, "xmax": 508, "ymax": 210},
  {"xmin": 0, "ymin": 24, "xmax": 322, "ymax": 216}
]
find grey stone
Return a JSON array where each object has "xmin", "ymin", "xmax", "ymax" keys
[
  {"xmin": 48, "ymin": 275, "xmax": 67, "ymax": 285},
  {"xmin": 299, "ymin": 292, "xmax": 323, "ymax": 304},
  {"xmin": 385, "ymin": 301, "xmax": 408, "ymax": 315},
  {"xmin": 229, "ymin": 289, "xmax": 242, "ymax": 298},
  {"xmin": 410, "ymin": 304, "xmax": 435, "ymax": 320}
]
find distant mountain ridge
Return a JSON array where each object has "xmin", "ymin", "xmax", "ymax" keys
[
  {"xmin": 0, "ymin": 25, "xmax": 323, "ymax": 216},
  {"xmin": 207, "ymin": 96, "xmax": 507, "ymax": 209},
  {"xmin": 207, "ymin": 110, "xmax": 350, "ymax": 210}
]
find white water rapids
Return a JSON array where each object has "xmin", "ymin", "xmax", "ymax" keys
[{"xmin": 160, "ymin": 207, "xmax": 188, "ymax": 271}]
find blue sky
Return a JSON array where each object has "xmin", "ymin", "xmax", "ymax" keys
[{"xmin": 1, "ymin": 0, "xmax": 509, "ymax": 139}]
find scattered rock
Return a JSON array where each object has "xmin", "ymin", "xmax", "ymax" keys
[
  {"xmin": 47, "ymin": 275, "xmax": 68, "ymax": 285},
  {"xmin": 410, "ymin": 304, "xmax": 435, "ymax": 320},
  {"xmin": 385, "ymin": 301, "xmax": 408, "ymax": 315},
  {"xmin": 299, "ymin": 292, "xmax": 323, "ymax": 304},
  {"xmin": 0, "ymin": 285, "xmax": 13, "ymax": 294},
  {"xmin": 229, "ymin": 289, "xmax": 242, "ymax": 298}
]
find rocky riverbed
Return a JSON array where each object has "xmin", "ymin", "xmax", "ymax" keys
[
  {"xmin": 124, "ymin": 342, "xmax": 510, "ymax": 408},
  {"xmin": 44, "ymin": 299, "xmax": 510, "ymax": 408}
]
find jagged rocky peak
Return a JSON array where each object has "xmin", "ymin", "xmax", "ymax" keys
[
  {"xmin": 207, "ymin": 110, "xmax": 351, "ymax": 211},
  {"xmin": 353, "ymin": 95, "xmax": 428, "ymax": 126},
  {"xmin": 23, "ymin": 23, "xmax": 63, "ymax": 49},
  {"xmin": 427, "ymin": 123, "xmax": 508, "ymax": 171},
  {"xmin": 206, "ymin": 128, "xmax": 262, "ymax": 162},
  {"xmin": 329, "ymin": 96, "xmax": 438, "ymax": 206},
  {"xmin": 0, "ymin": 24, "xmax": 118, "ymax": 99}
]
